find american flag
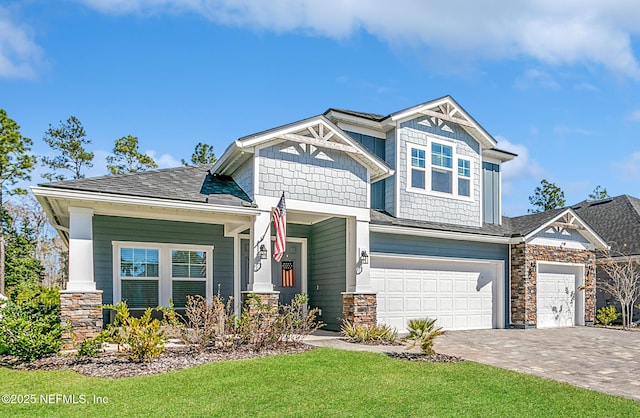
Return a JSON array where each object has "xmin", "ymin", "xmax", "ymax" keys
[
  {"xmin": 281, "ymin": 260, "xmax": 294, "ymax": 287},
  {"xmin": 272, "ymin": 192, "xmax": 286, "ymax": 262}
]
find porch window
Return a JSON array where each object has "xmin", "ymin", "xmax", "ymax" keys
[
  {"xmin": 113, "ymin": 242, "xmax": 213, "ymax": 310},
  {"xmin": 119, "ymin": 248, "xmax": 159, "ymax": 309},
  {"xmin": 171, "ymin": 250, "xmax": 207, "ymax": 308}
]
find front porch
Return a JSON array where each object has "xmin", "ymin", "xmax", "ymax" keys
[
  {"xmin": 51, "ymin": 200, "xmax": 377, "ymax": 342},
  {"xmin": 240, "ymin": 200, "xmax": 376, "ymax": 330}
]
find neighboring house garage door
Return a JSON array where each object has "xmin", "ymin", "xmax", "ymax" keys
[
  {"xmin": 370, "ymin": 255, "xmax": 504, "ymax": 332},
  {"xmin": 536, "ymin": 263, "xmax": 585, "ymax": 328}
]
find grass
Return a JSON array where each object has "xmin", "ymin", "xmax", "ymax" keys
[{"xmin": 0, "ymin": 348, "xmax": 638, "ymax": 417}]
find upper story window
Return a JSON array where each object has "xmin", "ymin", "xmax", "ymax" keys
[
  {"xmin": 407, "ymin": 140, "xmax": 473, "ymax": 199},
  {"xmin": 431, "ymin": 143, "xmax": 453, "ymax": 193},
  {"xmin": 458, "ymin": 159, "xmax": 471, "ymax": 197},
  {"xmin": 411, "ymin": 148, "xmax": 426, "ymax": 189}
]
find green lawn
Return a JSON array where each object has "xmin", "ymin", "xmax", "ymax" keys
[{"xmin": 0, "ymin": 348, "xmax": 637, "ymax": 417}]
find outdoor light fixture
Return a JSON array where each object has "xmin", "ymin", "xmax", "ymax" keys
[
  {"xmin": 360, "ymin": 250, "xmax": 369, "ymax": 265},
  {"xmin": 259, "ymin": 244, "xmax": 268, "ymax": 259}
]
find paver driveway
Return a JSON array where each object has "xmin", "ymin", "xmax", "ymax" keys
[{"xmin": 433, "ymin": 327, "xmax": 640, "ymax": 401}]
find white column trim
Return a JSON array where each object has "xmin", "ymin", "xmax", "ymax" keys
[{"xmin": 67, "ymin": 206, "xmax": 96, "ymax": 292}]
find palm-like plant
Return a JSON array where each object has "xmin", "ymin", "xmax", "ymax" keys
[{"xmin": 405, "ymin": 318, "xmax": 445, "ymax": 355}]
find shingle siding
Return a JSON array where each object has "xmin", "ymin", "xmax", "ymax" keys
[
  {"xmin": 397, "ymin": 116, "xmax": 481, "ymax": 226},
  {"xmin": 232, "ymin": 159, "xmax": 254, "ymax": 201},
  {"xmin": 258, "ymin": 140, "xmax": 368, "ymax": 208}
]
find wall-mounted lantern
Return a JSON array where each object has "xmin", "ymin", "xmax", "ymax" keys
[
  {"xmin": 360, "ymin": 250, "xmax": 369, "ymax": 265},
  {"xmin": 259, "ymin": 244, "xmax": 268, "ymax": 260}
]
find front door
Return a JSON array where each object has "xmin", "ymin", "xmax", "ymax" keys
[
  {"xmin": 240, "ymin": 239, "xmax": 303, "ymax": 305},
  {"xmin": 272, "ymin": 241, "xmax": 303, "ymax": 304}
]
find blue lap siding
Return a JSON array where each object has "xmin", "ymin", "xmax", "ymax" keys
[{"xmin": 93, "ymin": 216, "xmax": 234, "ymax": 307}]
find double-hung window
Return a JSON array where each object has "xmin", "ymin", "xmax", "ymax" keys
[
  {"xmin": 431, "ymin": 143, "xmax": 453, "ymax": 193},
  {"xmin": 407, "ymin": 139, "xmax": 473, "ymax": 199},
  {"xmin": 119, "ymin": 247, "xmax": 160, "ymax": 308},
  {"xmin": 410, "ymin": 148, "xmax": 426, "ymax": 189},
  {"xmin": 114, "ymin": 242, "xmax": 213, "ymax": 310},
  {"xmin": 171, "ymin": 250, "xmax": 208, "ymax": 308},
  {"xmin": 458, "ymin": 159, "xmax": 471, "ymax": 197}
]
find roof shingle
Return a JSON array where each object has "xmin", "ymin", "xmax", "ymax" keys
[{"xmin": 40, "ymin": 165, "xmax": 253, "ymax": 207}]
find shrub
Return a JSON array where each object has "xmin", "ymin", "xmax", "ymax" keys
[
  {"xmin": 234, "ymin": 295, "xmax": 281, "ymax": 348},
  {"xmin": 178, "ymin": 294, "xmax": 235, "ymax": 349},
  {"xmin": 405, "ymin": 318, "xmax": 445, "ymax": 355},
  {"xmin": 76, "ymin": 336, "xmax": 103, "ymax": 358},
  {"xmin": 103, "ymin": 302, "xmax": 166, "ymax": 362},
  {"xmin": 596, "ymin": 305, "xmax": 621, "ymax": 326},
  {"xmin": 0, "ymin": 300, "xmax": 62, "ymax": 361},
  {"xmin": 341, "ymin": 320, "xmax": 398, "ymax": 344},
  {"xmin": 277, "ymin": 293, "xmax": 324, "ymax": 345},
  {"xmin": 0, "ymin": 284, "xmax": 62, "ymax": 361}
]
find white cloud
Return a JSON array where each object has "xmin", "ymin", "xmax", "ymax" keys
[
  {"xmin": 77, "ymin": 0, "xmax": 640, "ymax": 77},
  {"xmin": 146, "ymin": 150, "xmax": 181, "ymax": 168},
  {"xmin": 514, "ymin": 69, "xmax": 560, "ymax": 90},
  {"xmin": 553, "ymin": 125, "xmax": 594, "ymax": 136},
  {"xmin": 629, "ymin": 110, "xmax": 640, "ymax": 121},
  {"xmin": 620, "ymin": 151, "xmax": 640, "ymax": 179},
  {"xmin": 0, "ymin": 7, "xmax": 42, "ymax": 78},
  {"xmin": 575, "ymin": 82, "xmax": 599, "ymax": 92},
  {"xmin": 496, "ymin": 136, "xmax": 542, "ymax": 182}
]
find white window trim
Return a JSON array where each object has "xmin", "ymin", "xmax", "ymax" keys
[
  {"xmin": 112, "ymin": 241, "xmax": 214, "ymax": 308},
  {"xmin": 406, "ymin": 138, "xmax": 474, "ymax": 202}
]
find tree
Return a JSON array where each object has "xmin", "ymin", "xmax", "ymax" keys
[
  {"xmin": 1, "ymin": 209, "xmax": 43, "ymax": 292},
  {"xmin": 41, "ymin": 116, "xmax": 94, "ymax": 181},
  {"xmin": 589, "ymin": 185, "xmax": 610, "ymax": 200},
  {"xmin": 528, "ymin": 179, "xmax": 565, "ymax": 213},
  {"xmin": 5, "ymin": 197, "xmax": 67, "ymax": 288},
  {"xmin": 598, "ymin": 245, "xmax": 640, "ymax": 328},
  {"xmin": 106, "ymin": 135, "xmax": 158, "ymax": 175},
  {"xmin": 0, "ymin": 109, "xmax": 36, "ymax": 293},
  {"xmin": 182, "ymin": 142, "xmax": 217, "ymax": 166}
]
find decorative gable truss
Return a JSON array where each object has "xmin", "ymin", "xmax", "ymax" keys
[
  {"xmin": 525, "ymin": 209, "xmax": 608, "ymax": 251},
  {"xmin": 213, "ymin": 116, "xmax": 394, "ymax": 183},
  {"xmin": 390, "ymin": 96, "xmax": 497, "ymax": 150}
]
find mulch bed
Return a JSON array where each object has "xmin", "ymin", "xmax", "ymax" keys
[
  {"xmin": 0, "ymin": 344, "xmax": 313, "ymax": 378},
  {"xmin": 386, "ymin": 352, "xmax": 464, "ymax": 363}
]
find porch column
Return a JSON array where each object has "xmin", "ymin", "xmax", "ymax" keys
[
  {"xmin": 61, "ymin": 207, "xmax": 102, "ymax": 347},
  {"xmin": 66, "ymin": 207, "xmax": 96, "ymax": 291},
  {"xmin": 342, "ymin": 217, "xmax": 376, "ymax": 326},
  {"xmin": 354, "ymin": 219, "xmax": 371, "ymax": 292},
  {"xmin": 248, "ymin": 211, "xmax": 274, "ymax": 293}
]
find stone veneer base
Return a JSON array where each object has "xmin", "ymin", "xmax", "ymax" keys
[
  {"xmin": 342, "ymin": 292, "xmax": 377, "ymax": 326},
  {"xmin": 60, "ymin": 290, "xmax": 103, "ymax": 349},
  {"xmin": 510, "ymin": 243, "xmax": 596, "ymax": 328}
]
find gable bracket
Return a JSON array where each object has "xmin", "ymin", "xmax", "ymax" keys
[
  {"xmin": 279, "ymin": 132, "xmax": 361, "ymax": 155},
  {"xmin": 550, "ymin": 221, "xmax": 584, "ymax": 231},
  {"xmin": 418, "ymin": 108, "xmax": 474, "ymax": 128}
]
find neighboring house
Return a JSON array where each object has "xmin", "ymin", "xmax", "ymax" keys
[
  {"xmin": 32, "ymin": 96, "xmax": 608, "ymax": 343},
  {"xmin": 573, "ymin": 195, "xmax": 640, "ymax": 318}
]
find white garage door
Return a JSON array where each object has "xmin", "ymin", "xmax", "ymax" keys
[
  {"xmin": 371, "ymin": 256, "xmax": 503, "ymax": 332},
  {"xmin": 537, "ymin": 263, "xmax": 583, "ymax": 328}
]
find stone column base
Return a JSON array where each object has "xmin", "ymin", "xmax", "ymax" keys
[
  {"xmin": 342, "ymin": 292, "xmax": 376, "ymax": 326},
  {"xmin": 241, "ymin": 292, "xmax": 280, "ymax": 313},
  {"xmin": 60, "ymin": 290, "xmax": 103, "ymax": 349}
]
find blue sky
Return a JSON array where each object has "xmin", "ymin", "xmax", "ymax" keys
[{"xmin": 3, "ymin": 1, "xmax": 640, "ymax": 216}]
